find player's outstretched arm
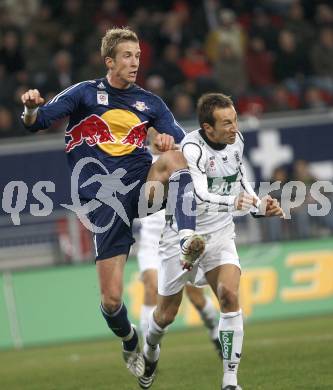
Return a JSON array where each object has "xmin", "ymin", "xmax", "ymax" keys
[
  {"xmin": 21, "ymin": 82, "xmax": 85, "ymax": 133},
  {"xmin": 21, "ymin": 89, "xmax": 45, "ymax": 126}
]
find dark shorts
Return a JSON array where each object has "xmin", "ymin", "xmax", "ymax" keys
[{"xmin": 88, "ymin": 155, "xmax": 152, "ymax": 261}]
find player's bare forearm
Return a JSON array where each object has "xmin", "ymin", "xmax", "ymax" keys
[{"xmin": 21, "ymin": 89, "xmax": 45, "ymax": 126}]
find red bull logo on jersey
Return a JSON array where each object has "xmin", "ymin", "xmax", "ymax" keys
[
  {"xmin": 120, "ymin": 121, "xmax": 148, "ymax": 148},
  {"xmin": 98, "ymin": 109, "xmax": 149, "ymax": 156},
  {"xmin": 65, "ymin": 114, "xmax": 115, "ymax": 153},
  {"xmin": 65, "ymin": 109, "xmax": 149, "ymax": 156}
]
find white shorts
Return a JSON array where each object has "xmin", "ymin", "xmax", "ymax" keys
[
  {"xmin": 158, "ymin": 222, "xmax": 240, "ymax": 296},
  {"xmin": 137, "ymin": 210, "xmax": 165, "ymax": 273}
]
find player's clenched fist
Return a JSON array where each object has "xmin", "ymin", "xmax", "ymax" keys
[
  {"xmin": 21, "ymin": 89, "xmax": 45, "ymax": 109},
  {"xmin": 153, "ymin": 133, "xmax": 178, "ymax": 152},
  {"xmin": 261, "ymin": 195, "xmax": 285, "ymax": 218},
  {"xmin": 234, "ymin": 192, "xmax": 257, "ymax": 211}
]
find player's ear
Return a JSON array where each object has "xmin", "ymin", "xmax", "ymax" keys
[
  {"xmin": 202, "ymin": 122, "xmax": 214, "ymax": 135},
  {"xmin": 105, "ymin": 56, "xmax": 114, "ymax": 70}
]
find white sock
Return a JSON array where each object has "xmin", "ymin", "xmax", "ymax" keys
[
  {"xmin": 198, "ymin": 297, "xmax": 219, "ymax": 340},
  {"xmin": 140, "ymin": 305, "xmax": 155, "ymax": 341},
  {"xmin": 179, "ymin": 229, "xmax": 194, "ymax": 241},
  {"xmin": 219, "ymin": 310, "xmax": 244, "ymax": 388},
  {"xmin": 144, "ymin": 310, "xmax": 167, "ymax": 362}
]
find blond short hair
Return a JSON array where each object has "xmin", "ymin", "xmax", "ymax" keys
[{"xmin": 101, "ymin": 27, "xmax": 139, "ymax": 59}]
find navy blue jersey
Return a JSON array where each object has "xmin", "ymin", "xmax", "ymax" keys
[{"xmin": 24, "ymin": 78, "xmax": 186, "ymax": 199}]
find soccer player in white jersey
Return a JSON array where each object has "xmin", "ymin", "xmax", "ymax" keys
[
  {"xmin": 138, "ymin": 93, "xmax": 284, "ymax": 390},
  {"xmin": 138, "ymin": 203, "xmax": 222, "ymax": 359}
]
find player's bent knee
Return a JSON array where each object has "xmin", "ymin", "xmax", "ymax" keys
[
  {"xmin": 159, "ymin": 312, "xmax": 176, "ymax": 327},
  {"xmin": 219, "ymin": 286, "xmax": 239, "ymax": 310},
  {"xmin": 155, "ymin": 305, "xmax": 179, "ymax": 327},
  {"xmin": 101, "ymin": 294, "xmax": 122, "ymax": 313}
]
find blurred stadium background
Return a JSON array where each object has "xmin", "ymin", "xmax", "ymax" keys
[{"xmin": 0, "ymin": 0, "xmax": 333, "ymax": 389}]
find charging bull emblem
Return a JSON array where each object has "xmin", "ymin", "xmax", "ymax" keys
[
  {"xmin": 65, "ymin": 114, "xmax": 115, "ymax": 153},
  {"xmin": 121, "ymin": 121, "xmax": 148, "ymax": 148}
]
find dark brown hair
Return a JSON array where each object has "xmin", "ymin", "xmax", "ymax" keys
[{"xmin": 197, "ymin": 93, "xmax": 234, "ymax": 128}]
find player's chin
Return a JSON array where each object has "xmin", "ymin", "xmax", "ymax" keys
[
  {"xmin": 227, "ymin": 136, "xmax": 236, "ymax": 144},
  {"xmin": 128, "ymin": 73, "xmax": 137, "ymax": 81}
]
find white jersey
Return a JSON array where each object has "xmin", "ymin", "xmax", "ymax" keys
[
  {"xmin": 157, "ymin": 130, "xmax": 259, "ymax": 295},
  {"xmin": 180, "ymin": 129, "xmax": 258, "ymax": 234}
]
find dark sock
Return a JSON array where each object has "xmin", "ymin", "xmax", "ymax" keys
[
  {"xmin": 123, "ymin": 328, "xmax": 139, "ymax": 351},
  {"xmin": 167, "ymin": 169, "xmax": 196, "ymax": 232},
  {"xmin": 100, "ymin": 302, "xmax": 132, "ymax": 338}
]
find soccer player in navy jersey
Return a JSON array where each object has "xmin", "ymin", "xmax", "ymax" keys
[{"xmin": 21, "ymin": 27, "xmax": 205, "ymax": 379}]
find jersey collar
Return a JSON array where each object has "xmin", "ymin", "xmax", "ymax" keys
[
  {"xmin": 102, "ymin": 77, "xmax": 136, "ymax": 93},
  {"xmin": 199, "ymin": 129, "xmax": 227, "ymax": 150}
]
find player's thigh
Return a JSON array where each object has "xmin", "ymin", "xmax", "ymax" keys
[
  {"xmin": 144, "ymin": 151, "xmax": 187, "ymax": 205},
  {"xmin": 141, "ymin": 269, "xmax": 158, "ymax": 289},
  {"xmin": 96, "ymin": 254, "xmax": 127, "ymax": 302},
  {"xmin": 146, "ymin": 150, "xmax": 187, "ymax": 185},
  {"xmin": 185, "ymin": 284, "xmax": 206, "ymax": 308},
  {"xmin": 205, "ymin": 264, "xmax": 241, "ymax": 299}
]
